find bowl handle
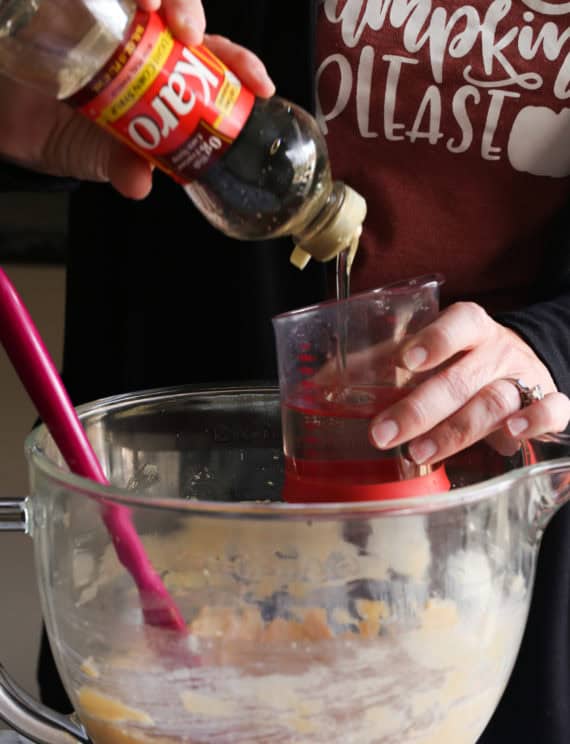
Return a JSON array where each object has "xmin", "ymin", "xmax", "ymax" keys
[
  {"xmin": 0, "ymin": 499, "xmax": 27, "ymax": 532},
  {"xmin": 0, "ymin": 664, "xmax": 89, "ymax": 744},
  {"xmin": 0, "ymin": 499, "xmax": 89, "ymax": 743}
]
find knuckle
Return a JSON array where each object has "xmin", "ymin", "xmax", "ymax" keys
[
  {"xmin": 435, "ymin": 418, "xmax": 472, "ymax": 452},
  {"xmin": 480, "ymin": 383, "xmax": 515, "ymax": 421},
  {"xmin": 438, "ymin": 366, "xmax": 473, "ymax": 405},
  {"xmin": 230, "ymin": 46, "xmax": 258, "ymax": 68},
  {"xmin": 402, "ymin": 395, "xmax": 430, "ymax": 431},
  {"xmin": 457, "ymin": 301, "xmax": 490, "ymax": 327}
]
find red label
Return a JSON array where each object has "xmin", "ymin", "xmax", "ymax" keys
[{"xmin": 67, "ymin": 11, "xmax": 255, "ymax": 183}]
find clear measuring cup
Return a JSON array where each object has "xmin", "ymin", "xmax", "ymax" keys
[{"xmin": 272, "ymin": 274, "xmax": 448, "ymax": 502}]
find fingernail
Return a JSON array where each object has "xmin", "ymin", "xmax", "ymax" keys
[
  {"xmin": 407, "ymin": 438, "xmax": 437, "ymax": 464},
  {"xmin": 507, "ymin": 417, "xmax": 529, "ymax": 437},
  {"xmin": 403, "ymin": 346, "xmax": 428, "ymax": 371},
  {"xmin": 371, "ymin": 419, "xmax": 399, "ymax": 448}
]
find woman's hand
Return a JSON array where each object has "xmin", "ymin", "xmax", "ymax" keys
[
  {"xmin": 369, "ymin": 302, "xmax": 570, "ymax": 463},
  {"xmin": 0, "ymin": 0, "xmax": 274, "ymax": 198},
  {"xmin": 139, "ymin": 0, "xmax": 274, "ymax": 95}
]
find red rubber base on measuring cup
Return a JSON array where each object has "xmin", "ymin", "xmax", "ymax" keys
[{"xmin": 282, "ymin": 457, "xmax": 450, "ymax": 503}]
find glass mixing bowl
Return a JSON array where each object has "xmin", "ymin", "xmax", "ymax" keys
[{"xmin": 1, "ymin": 385, "xmax": 569, "ymax": 744}]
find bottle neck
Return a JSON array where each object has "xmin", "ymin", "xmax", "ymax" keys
[
  {"xmin": 289, "ymin": 183, "xmax": 367, "ymax": 270},
  {"xmin": 293, "ymin": 181, "xmax": 346, "ymax": 247}
]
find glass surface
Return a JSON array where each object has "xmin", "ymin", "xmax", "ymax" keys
[{"xmin": 24, "ymin": 385, "xmax": 570, "ymax": 744}]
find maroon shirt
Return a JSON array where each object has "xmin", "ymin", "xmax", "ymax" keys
[{"xmin": 316, "ymin": 0, "xmax": 570, "ymax": 311}]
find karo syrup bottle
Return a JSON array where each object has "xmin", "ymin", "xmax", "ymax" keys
[{"xmin": 0, "ymin": 0, "xmax": 366, "ymax": 268}]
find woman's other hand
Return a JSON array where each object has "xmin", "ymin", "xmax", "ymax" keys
[
  {"xmin": 369, "ymin": 302, "xmax": 570, "ymax": 462},
  {"xmin": 0, "ymin": 0, "xmax": 274, "ymax": 198}
]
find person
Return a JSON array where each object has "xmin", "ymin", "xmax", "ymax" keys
[{"xmin": 1, "ymin": 0, "xmax": 570, "ymax": 741}]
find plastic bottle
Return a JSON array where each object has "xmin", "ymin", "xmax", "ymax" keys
[{"xmin": 0, "ymin": 0, "xmax": 366, "ymax": 268}]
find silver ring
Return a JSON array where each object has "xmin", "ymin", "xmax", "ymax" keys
[{"xmin": 507, "ymin": 378, "xmax": 545, "ymax": 409}]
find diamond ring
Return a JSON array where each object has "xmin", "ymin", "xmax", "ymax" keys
[{"xmin": 506, "ymin": 378, "xmax": 545, "ymax": 409}]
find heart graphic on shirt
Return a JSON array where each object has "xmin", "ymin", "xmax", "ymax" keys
[{"xmin": 508, "ymin": 106, "xmax": 570, "ymax": 178}]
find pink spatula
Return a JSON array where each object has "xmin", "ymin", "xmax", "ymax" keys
[{"xmin": 0, "ymin": 267, "xmax": 186, "ymax": 632}]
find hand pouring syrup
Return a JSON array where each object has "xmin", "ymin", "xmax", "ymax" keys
[{"xmin": 0, "ymin": 0, "xmax": 366, "ymax": 268}]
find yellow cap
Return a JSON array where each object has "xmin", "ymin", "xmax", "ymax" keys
[{"xmin": 290, "ymin": 184, "xmax": 367, "ymax": 269}]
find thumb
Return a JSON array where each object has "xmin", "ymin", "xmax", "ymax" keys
[{"xmin": 107, "ymin": 142, "xmax": 155, "ymax": 200}]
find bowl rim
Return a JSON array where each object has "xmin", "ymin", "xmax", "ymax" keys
[{"xmin": 24, "ymin": 383, "xmax": 570, "ymax": 519}]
